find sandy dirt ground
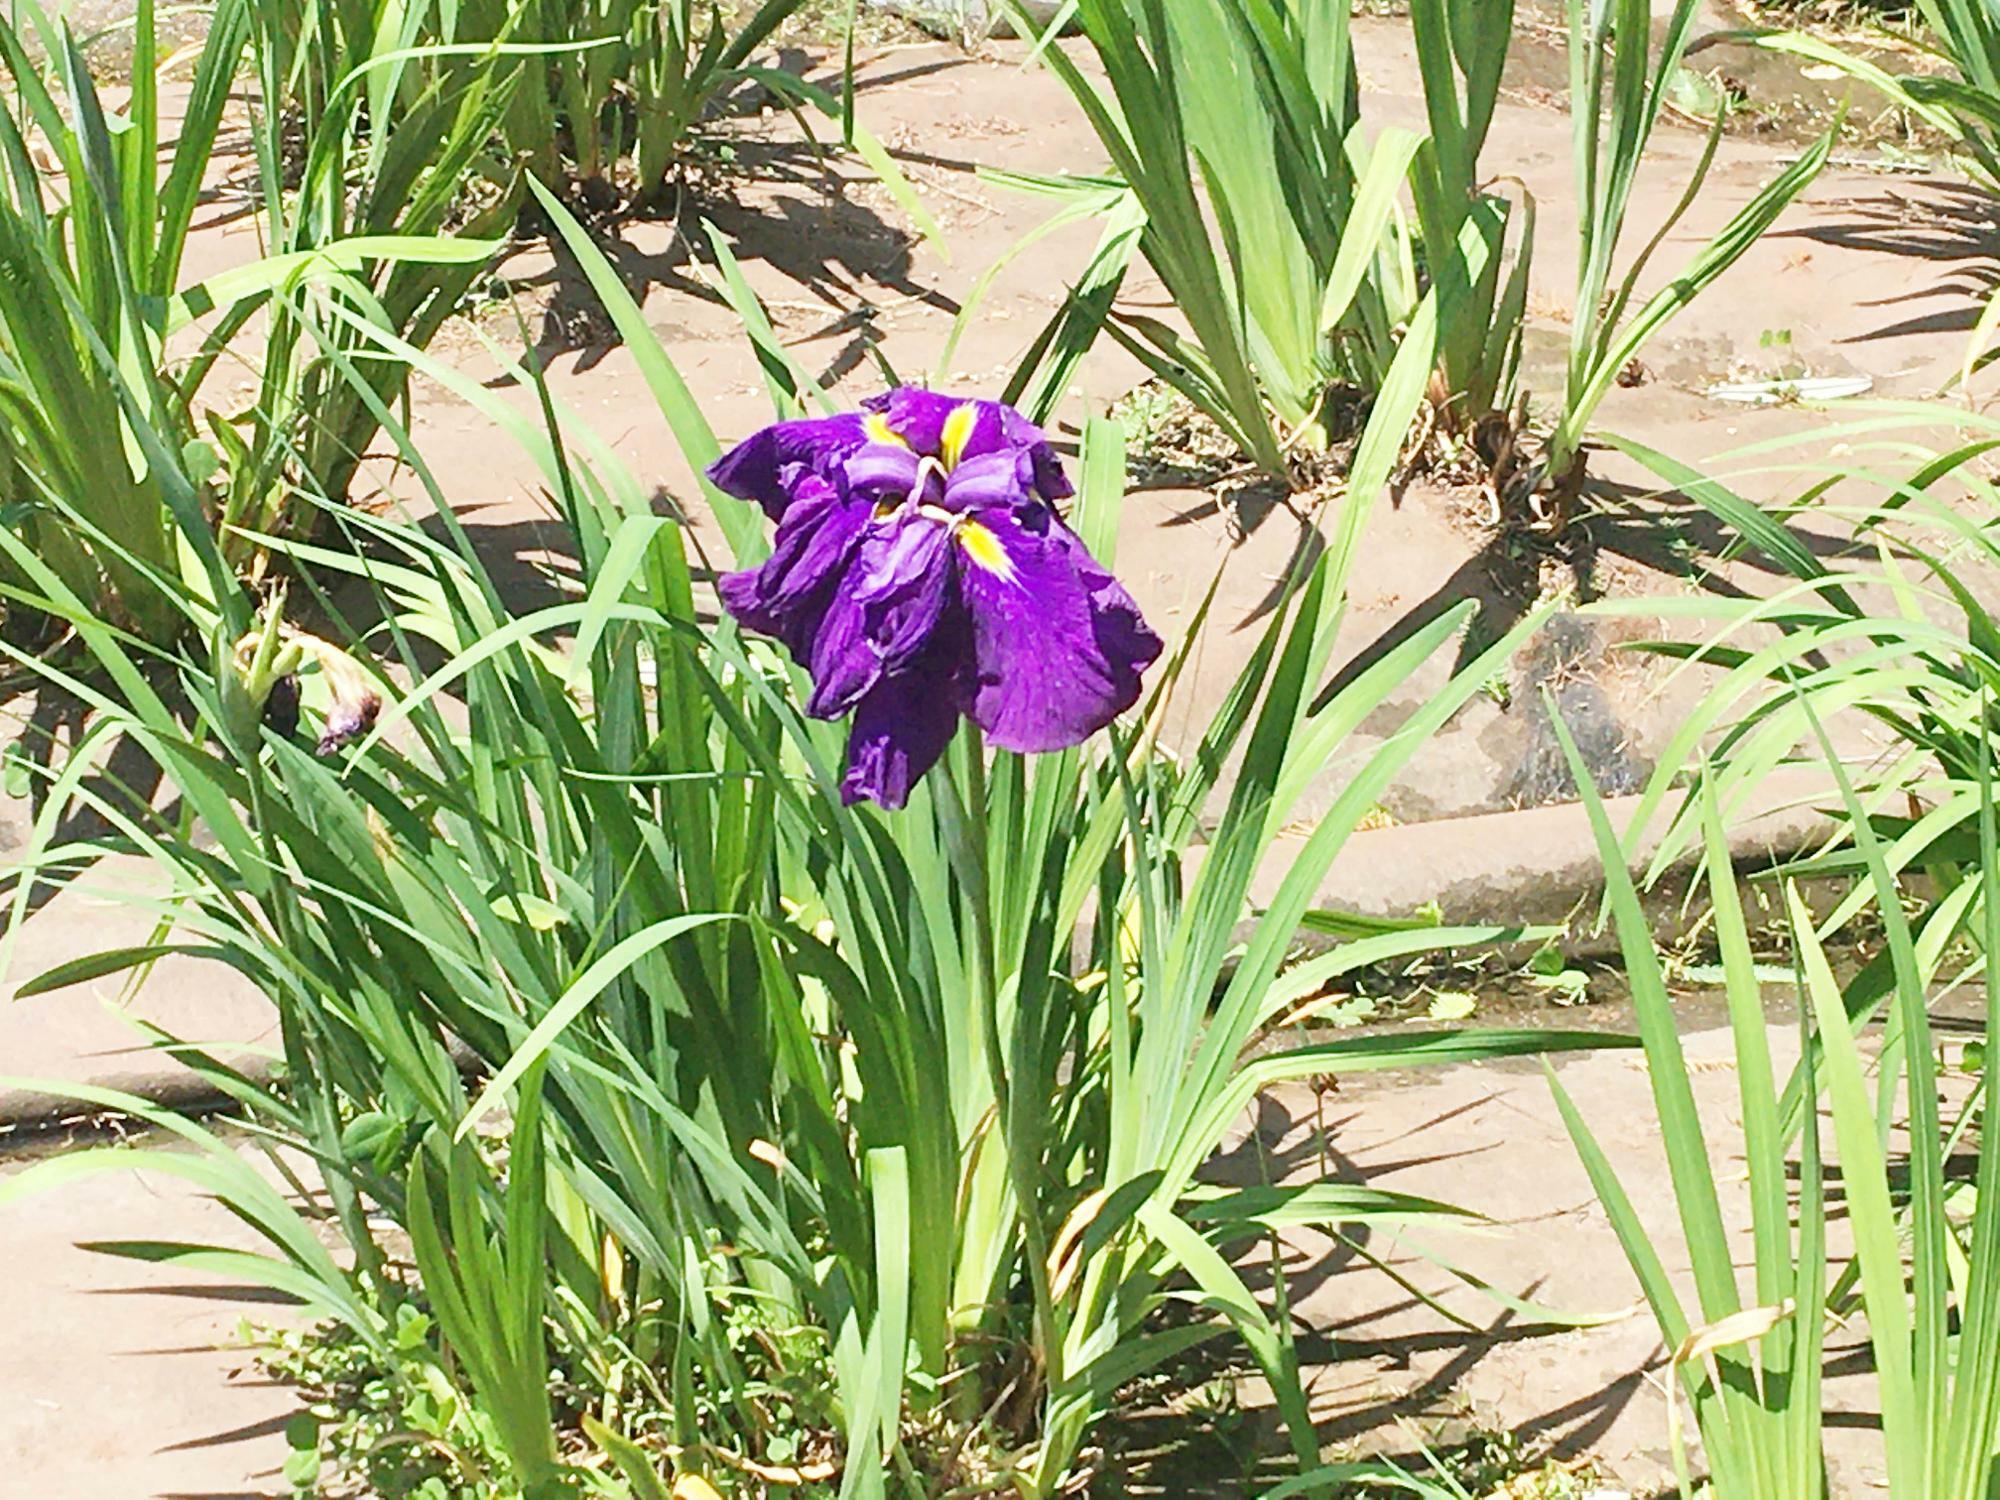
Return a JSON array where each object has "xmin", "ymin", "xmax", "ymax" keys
[
  {"xmin": 5, "ymin": 9, "xmax": 1995, "ymax": 1495},
  {"xmin": 0, "ymin": 1137, "xmax": 306, "ymax": 1499}
]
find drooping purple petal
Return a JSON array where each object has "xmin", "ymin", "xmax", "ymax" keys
[
  {"xmin": 717, "ymin": 473, "xmax": 872, "ymax": 662},
  {"xmin": 707, "ymin": 412, "xmax": 870, "ymax": 519},
  {"xmin": 856, "ymin": 514, "xmax": 957, "ymax": 674},
  {"xmin": 804, "ymin": 576, "xmax": 877, "ymax": 720},
  {"xmin": 1064, "ymin": 529, "xmax": 1161, "ymax": 716},
  {"xmin": 955, "ymin": 505, "xmax": 1162, "ymax": 753},
  {"xmin": 840, "ymin": 619, "xmax": 970, "ymax": 809},
  {"xmin": 806, "ymin": 512, "xmax": 956, "ymax": 720},
  {"xmin": 316, "ymin": 693, "xmax": 380, "ymax": 756}
]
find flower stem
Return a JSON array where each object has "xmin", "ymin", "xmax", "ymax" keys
[{"xmin": 937, "ymin": 733, "xmax": 1063, "ymax": 1398}]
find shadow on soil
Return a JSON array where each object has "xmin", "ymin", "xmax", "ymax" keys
[
  {"xmin": 1779, "ymin": 179, "xmax": 2000, "ymax": 344},
  {"xmin": 1089, "ymin": 1088, "xmax": 1666, "ymax": 1496},
  {"xmin": 501, "ymin": 93, "xmax": 958, "ymax": 383}
]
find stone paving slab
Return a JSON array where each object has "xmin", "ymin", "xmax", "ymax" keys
[
  {"xmin": 0, "ymin": 1137, "xmax": 298, "ymax": 1499},
  {"xmin": 0, "ymin": 857, "xmax": 279, "ymax": 1126}
]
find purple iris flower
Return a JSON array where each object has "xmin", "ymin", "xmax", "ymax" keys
[{"xmin": 711, "ymin": 388, "xmax": 1164, "ymax": 809}]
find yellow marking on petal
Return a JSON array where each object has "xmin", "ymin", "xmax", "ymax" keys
[
  {"xmin": 939, "ymin": 402, "xmax": 980, "ymax": 471},
  {"xmin": 956, "ymin": 518, "xmax": 1017, "ymax": 582},
  {"xmin": 863, "ymin": 411, "xmax": 908, "ymax": 448}
]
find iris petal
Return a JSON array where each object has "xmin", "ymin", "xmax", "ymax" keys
[
  {"xmin": 957, "ymin": 507, "xmax": 1163, "ymax": 753},
  {"xmin": 869, "ymin": 388, "xmax": 1071, "ymax": 501},
  {"xmin": 860, "ymin": 515, "xmax": 957, "ymax": 672},
  {"xmin": 805, "ymin": 579, "xmax": 876, "ymax": 719},
  {"xmin": 839, "ymin": 619, "xmax": 970, "ymax": 809},
  {"xmin": 938, "ymin": 403, "xmax": 982, "ymax": 469},
  {"xmin": 707, "ymin": 413, "xmax": 870, "ymax": 520},
  {"xmin": 941, "ymin": 450, "xmax": 1026, "ymax": 514},
  {"xmin": 807, "ymin": 512, "xmax": 955, "ymax": 718},
  {"xmin": 842, "ymin": 443, "xmax": 926, "ymax": 505},
  {"xmin": 717, "ymin": 474, "xmax": 872, "ymax": 663},
  {"xmin": 867, "ymin": 389, "xmax": 963, "ymax": 455},
  {"xmin": 995, "ymin": 406, "xmax": 1074, "ymax": 502}
]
